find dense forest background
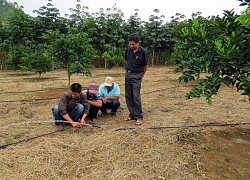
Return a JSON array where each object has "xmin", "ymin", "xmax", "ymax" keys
[{"xmin": 0, "ymin": 0, "xmax": 249, "ymax": 102}]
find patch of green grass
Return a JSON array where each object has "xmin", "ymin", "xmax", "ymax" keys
[
  {"xmin": 220, "ymin": 146, "xmax": 228, "ymax": 151},
  {"xmin": 1, "ymin": 170, "xmax": 7, "ymax": 176},
  {"xmin": 27, "ymin": 159, "xmax": 33, "ymax": 163},
  {"xmin": 202, "ymin": 144, "xmax": 209, "ymax": 150},
  {"xmin": 169, "ymin": 147, "xmax": 175, "ymax": 152},
  {"xmin": 190, "ymin": 137, "xmax": 197, "ymax": 142},
  {"xmin": 8, "ymin": 133, "xmax": 21, "ymax": 141}
]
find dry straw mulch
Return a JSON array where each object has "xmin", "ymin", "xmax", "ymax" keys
[{"xmin": 0, "ymin": 66, "xmax": 249, "ymax": 180}]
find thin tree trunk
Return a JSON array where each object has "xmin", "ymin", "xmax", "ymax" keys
[
  {"xmin": 151, "ymin": 47, "xmax": 155, "ymax": 67},
  {"xmin": 67, "ymin": 63, "xmax": 71, "ymax": 90},
  {"xmin": 0, "ymin": 51, "xmax": 5, "ymax": 71}
]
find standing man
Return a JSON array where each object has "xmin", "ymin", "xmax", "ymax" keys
[
  {"xmin": 125, "ymin": 33, "xmax": 148, "ymax": 125},
  {"xmin": 99, "ymin": 76, "xmax": 120, "ymax": 116},
  {"xmin": 52, "ymin": 83, "xmax": 90, "ymax": 130},
  {"xmin": 83, "ymin": 83, "xmax": 102, "ymax": 123}
]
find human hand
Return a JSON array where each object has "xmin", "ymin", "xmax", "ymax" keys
[
  {"xmin": 102, "ymin": 97, "xmax": 108, "ymax": 104},
  {"xmin": 80, "ymin": 119, "xmax": 86, "ymax": 125},
  {"xmin": 71, "ymin": 121, "xmax": 84, "ymax": 128}
]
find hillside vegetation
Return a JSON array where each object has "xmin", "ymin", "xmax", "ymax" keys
[{"xmin": 0, "ymin": 0, "xmax": 15, "ymax": 22}]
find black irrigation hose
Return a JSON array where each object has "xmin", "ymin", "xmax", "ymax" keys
[
  {"xmin": 115, "ymin": 122, "xmax": 250, "ymax": 131},
  {"xmin": 1, "ymin": 121, "xmax": 249, "ymax": 148},
  {"xmin": 0, "ymin": 123, "xmax": 102, "ymax": 149},
  {"xmin": 0, "ymin": 86, "xmax": 183, "ymax": 103},
  {"xmin": 54, "ymin": 120, "xmax": 103, "ymax": 129},
  {"xmin": 53, "ymin": 120, "xmax": 103, "ymax": 129},
  {"xmin": 142, "ymin": 86, "xmax": 182, "ymax": 95},
  {"xmin": 0, "ymin": 98, "xmax": 58, "ymax": 103},
  {"xmin": 81, "ymin": 123, "xmax": 102, "ymax": 129},
  {"xmin": 0, "ymin": 79, "xmax": 167, "ymax": 95},
  {"xmin": 0, "ymin": 126, "xmax": 71, "ymax": 149},
  {"xmin": 0, "ymin": 88, "xmax": 66, "ymax": 94}
]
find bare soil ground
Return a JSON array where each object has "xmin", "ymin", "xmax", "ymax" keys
[{"xmin": 0, "ymin": 66, "xmax": 249, "ymax": 180}]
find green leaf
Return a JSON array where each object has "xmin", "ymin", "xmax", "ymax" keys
[{"xmin": 207, "ymin": 99, "xmax": 212, "ymax": 105}]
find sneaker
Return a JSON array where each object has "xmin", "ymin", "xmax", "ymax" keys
[{"xmin": 111, "ymin": 112, "xmax": 117, "ymax": 116}]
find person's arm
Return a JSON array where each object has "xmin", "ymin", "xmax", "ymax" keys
[
  {"xmin": 102, "ymin": 96, "xmax": 119, "ymax": 104},
  {"xmin": 88, "ymin": 99, "xmax": 102, "ymax": 107},
  {"xmin": 105, "ymin": 96, "xmax": 120, "ymax": 100},
  {"xmin": 142, "ymin": 64, "xmax": 148, "ymax": 78},
  {"xmin": 80, "ymin": 94, "xmax": 90, "ymax": 124},
  {"xmin": 80, "ymin": 114, "xmax": 87, "ymax": 124},
  {"xmin": 102, "ymin": 96, "xmax": 117, "ymax": 104},
  {"xmin": 142, "ymin": 48, "xmax": 148, "ymax": 78}
]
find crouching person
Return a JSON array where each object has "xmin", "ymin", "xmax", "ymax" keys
[
  {"xmin": 99, "ymin": 76, "xmax": 120, "ymax": 116},
  {"xmin": 52, "ymin": 83, "xmax": 90, "ymax": 130},
  {"xmin": 83, "ymin": 83, "xmax": 102, "ymax": 123}
]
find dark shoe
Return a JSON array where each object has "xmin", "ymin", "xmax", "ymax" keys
[{"xmin": 111, "ymin": 112, "xmax": 117, "ymax": 116}]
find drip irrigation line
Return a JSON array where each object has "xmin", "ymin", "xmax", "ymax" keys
[
  {"xmin": 0, "ymin": 126, "xmax": 71, "ymax": 149},
  {"xmin": 0, "ymin": 78, "xmax": 167, "ymax": 95},
  {"xmin": 115, "ymin": 127, "xmax": 136, "ymax": 131},
  {"xmin": 83, "ymin": 123, "xmax": 102, "ymax": 128},
  {"xmin": 115, "ymin": 122, "xmax": 250, "ymax": 131},
  {"xmin": 148, "ymin": 122, "xmax": 250, "ymax": 129},
  {"xmin": 0, "ymin": 88, "xmax": 66, "ymax": 95},
  {"xmin": 1, "ymin": 120, "xmax": 249, "ymax": 148},
  {"xmin": 0, "ymin": 86, "xmax": 184, "ymax": 103},
  {"xmin": 0, "ymin": 98, "xmax": 58, "ymax": 103},
  {"xmin": 0, "ymin": 120, "xmax": 102, "ymax": 129},
  {"xmin": 0, "ymin": 121, "xmax": 102, "ymax": 149},
  {"xmin": 142, "ymin": 86, "xmax": 182, "ymax": 95}
]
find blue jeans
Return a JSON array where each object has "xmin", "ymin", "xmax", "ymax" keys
[
  {"xmin": 52, "ymin": 104, "xmax": 84, "ymax": 125},
  {"xmin": 100, "ymin": 100, "xmax": 120, "ymax": 113}
]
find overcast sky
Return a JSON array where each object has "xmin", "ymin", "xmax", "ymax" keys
[{"xmin": 7, "ymin": 0, "xmax": 246, "ymax": 21}]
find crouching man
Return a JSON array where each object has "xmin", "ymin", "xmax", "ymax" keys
[
  {"xmin": 52, "ymin": 83, "xmax": 90, "ymax": 130},
  {"xmin": 83, "ymin": 83, "xmax": 102, "ymax": 123},
  {"xmin": 99, "ymin": 76, "xmax": 120, "ymax": 116}
]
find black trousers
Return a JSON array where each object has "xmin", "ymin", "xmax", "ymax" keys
[
  {"xmin": 87, "ymin": 105, "xmax": 100, "ymax": 120},
  {"xmin": 100, "ymin": 100, "xmax": 120, "ymax": 113},
  {"xmin": 125, "ymin": 72, "xmax": 143, "ymax": 120}
]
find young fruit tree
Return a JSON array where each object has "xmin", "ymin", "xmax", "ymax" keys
[
  {"xmin": 173, "ymin": 1, "xmax": 250, "ymax": 105},
  {"xmin": 44, "ymin": 30, "xmax": 97, "ymax": 89}
]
